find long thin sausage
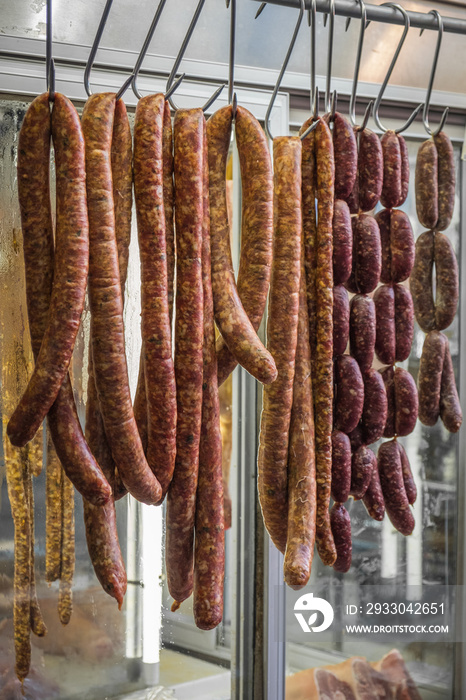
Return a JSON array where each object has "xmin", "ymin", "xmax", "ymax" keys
[
  {"xmin": 314, "ymin": 118, "xmax": 336, "ymax": 566},
  {"xmin": 299, "ymin": 118, "xmax": 317, "ymax": 378},
  {"xmin": 5, "ymin": 439, "xmax": 32, "ymax": 682},
  {"xmin": 207, "ymin": 105, "xmax": 277, "ymax": 385},
  {"xmin": 13, "ymin": 92, "xmax": 111, "ymax": 506},
  {"xmin": 86, "ymin": 100, "xmax": 133, "ymax": 500},
  {"xmin": 258, "ymin": 136, "xmax": 302, "ymax": 554},
  {"xmin": 284, "ymin": 235, "xmax": 316, "ymax": 590},
  {"xmin": 82, "ymin": 92, "xmax": 161, "ymax": 506},
  {"xmin": 134, "ymin": 94, "xmax": 177, "ymax": 499},
  {"xmin": 163, "ymin": 100, "xmax": 176, "ymax": 324},
  {"xmin": 194, "ymin": 128, "xmax": 225, "ymax": 629},
  {"xmin": 8, "ymin": 93, "xmax": 89, "ymax": 447},
  {"xmin": 58, "ymin": 470, "xmax": 75, "ymax": 626},
  {"xmin": 45, "ymin": 434, "xmax": 63, "ymax": 583},
  {"xmin": 216, "ymin": 105, "xmax": 274, "ymax": 386},
  {"xmin": 166, "ymin": 109, "xmax": 206, "ymax": 606}
]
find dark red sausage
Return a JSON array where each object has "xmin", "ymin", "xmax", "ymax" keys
[
  {"xmin": 410, "ymin": 230, "xmax": 435, "ymax": 332},
  {"xmin": 330, "ymin": 503, "xmax": 352, "ymax": 573},
  {"xmin": 167, "ymin": 109, "xmax": 206, "ymax": 606},
  {"xmin": 334, "ymin": 355, "xmax": 364, "ymax": 434},
  {"xmin": 378, "ymin": 439, "xmax": 415, "ymax": 536},
  {"xmin": 418, "ymin": 331, "xmax": 446, "ymax": 427},
  {"xmin": 347, "ymin": 214, "xmax": 381, "ymax": 295},
  {"xmin": 394, "ymin": 367, "xmax": 418, "ymax": 437},
  {"xmin": 440, "ymin": 339, "xmax": 463, "ymax": 433},
  {"xmin": 434, "ymin": 231, "xmax": 459, "ymax": 331},
  {"xmin": 333, "ymin": 199, "xmax": 352, "ymax": 285},
  {"xmin": 13, "ymin": 92, "xmax": 111, "ymax": 506},
  {"xmin": 361, "ymin": 369, "xmax": 388, "ymax": 445},
  {"xmin": 332, "ymin": 112, "xmax": 358, "ymax": 200},
  {"xmin": 333, "ymin": 285, "xmax": 350, "ymax": 357},
  {"xmin": 331, "ymin": 430, "xmax": 351, "ymax": 504},
  {"xmin": 8, "ymin": 93, "xmax": 90, "ymax": 447},
  {"xmin": 349, "ymin": 293, "xmax": 376, "ymax": 373},
  {"xmin": 374, "ymin": 284, "xmax": 396, "ymax": 366},
  {"xmin": 397, "ymin": 443, "xmax": 417, "ymax": 506},
  {"xmin": 434, "ymin": 131, "xmax": 456, "ymax": 232},
  {"xmin": 350, "ymin": 445, "xmax": 376, "ymax": 500},
  {"xmin": 163, "ymin": 99, "xmax": 175, "ymax": 324},
  {"xmin": 194, "ymin": 130, "xmax": 225, "ymax": 629},
  {"xmin": 380, "ymin": 131, "xmax": 409, "ymax": 209},
  {"xmin": 358, "ymin": 126, "xmax": 383, "ymax": 212},
  {"xmin": 207, "ymin": 106, "xmax": 276, "ymax": 385},
  {"xmin": 258, "ymin": 136, "xmax": 302, "ymax": 555},
  {"xmin": 415, "ymin": 139, "xmax": 438, "ymax": 230},
  {"xmin": 216, "ymin": 106, "xmax": 274, "ymax": 386},
  {"xmin": 362, "ymin": 467, "xmax": 385, "ymax": 521},
  {"xmin": 134, "ymin": 94, "xmax": 177, "ymax": 499},
  {"xmin": 82, "ymin": 92, "xmax": 161, "ymax": 506},
  {"xmin": 381, "ymin": 366, "xmax": 395, "ymax": 438},
  {"xmin": 394, "ymin": 284, "xmax": 414, "ymax": 363},
  {"xmin": 284, "ymin": 239, "xmax": 316, "ymax": 590}
]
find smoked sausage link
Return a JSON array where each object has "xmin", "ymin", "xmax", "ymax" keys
[
  {"xmin": 434, "ymin": 132, "xmax": 456, "ymax": 232},
  {"xmin": 410, "ymin": 230, "xmax": 435, "ymax": 332},
  {"xmin": 258, "ymin": 136, "xmax": 302, "ymax": 554},
  {"xmin": 134, "ymin": 94, "xmax": 177, "ymax": 499},
  {"xmin": 14, "ymin": 92, "xmax": 111, "ymax": 506},
  {"xmin": 207, "ymin": 105, "xmax": 277, "ymax": 385},
  {"xmin": 166, "ymin": 109, "xmax": 206, "ymax": 605},
  {"xmin": 330, "ymin": 504, "xmax": 352, "ymax": 573},
  {"xmin": 314, "ymin": 119, "xmax": 337, "ymax": 566},
  {"xmin": 434, "ymin": 231, "xmax": 459, "ymax": 331},
  {"xmin": 332, "ymin": 112, "xmax": 358, "ymax": 201},
  {"xmin": 284, "ymin": 241, "xmax": 316, "ymax": 590},
  {"xmin": 194, "ymin": 132, "xmax": 225, "ymax": 629},
  {"xmin": 415, "ymin": 139, "xmax": 438, "ymax": 230},
  {"xmin": 82, "ymin": 92, "xmax": 161, "ymax": 506},
  {"xmin": 418, "ymin": 330, "xmax": 446, "ymax": 427},
  {"xmin": 378, "ymin": 439, "xmax": 415, "ymax": 536},
  {"xmin": 8, "ymin": 93, "xmax": 90, "ymax": 447},
  {"xmin": 216, "ymin": 106, "xmax": 274, "ymax": 386},
  {"xmin": 358, "ymin": 127, "xmax": 383, "ymax": 212},
  {"xmin": 334, "ymin": 355, "xmax": 364, "ymax": 434},
  {"xmin": 440, "ymin": 339, "xmax": 463, "ymax": 433},
  {"xmin": 361, "ymin": 369, "xmax": 388, "ymax": 446},
  {"xmin": 349, "ymin": 293, "xmax": 376, "ymax": 373},
  {"xmin": 331, "ymin": 430, "xmax": 351, "ymax": 504}
]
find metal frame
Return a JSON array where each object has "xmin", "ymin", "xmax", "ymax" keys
[{"xmin": 251, "ymin": 0, "xmax": 466, "ymax": 35}]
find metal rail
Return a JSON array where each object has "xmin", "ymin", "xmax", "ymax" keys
[{"xmin": 251, "ymin": 0, "xmax": 466, "ymax": 35}]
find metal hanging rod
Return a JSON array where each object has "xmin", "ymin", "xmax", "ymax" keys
[{"xmin": 251, "ymin": 0, "xmax": 466, "ymax": 35}]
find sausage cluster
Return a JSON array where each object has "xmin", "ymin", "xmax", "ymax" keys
[
  {"xmin": 6, "ymin": 83, "xmax": 461, "ymax": 681},
  {"xmin": 413, "ymin": 132, "xmax": 461, "ymax": 433}
]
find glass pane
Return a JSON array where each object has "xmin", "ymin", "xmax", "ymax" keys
[
  {"xmin": 284, "ymin": 137, "xmax": 461, "ymax": 700},
  {"xmin": 0, "ymin": 98, "xmax": 232, "ymax": 699}
]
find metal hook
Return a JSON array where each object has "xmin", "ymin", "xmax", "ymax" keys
[
  {"xmin": 84, "ymin": 0, "xmax": 114, "ymax": 97},
  {"xmin": 420, "ymin": 10, "xmax": 449, "ymax": 136},
  {"xmin": 46, "ymin": 0, "xmax": 54, "ymax": 102},
  {"xmin": 259, "ymin": 0, "xmax": 304, "ymax": 140},
  {"xmin": 228, "ymin": 0, "xmax": 236, "ymax": 113},
  {"xmin": 324, "ymin": 0, "xmax": 336, "ymax": 115},
  {"xmin": 308, "ymin": 0, "xmax": 316, "ymax": 115},
  {"xmin": 132, "ymin": 0, "xmax": 169, "ymax": 99},
  {"xmin": 166, "ymin": 0, "xmax": 225, "ymax": 112},
  {"xmin": 372, "ymin": 3, "xmax": 423, "ymax": 134},
  {"xmin": 348, "ymin": 0, "xmax": 366, "ymax": 127}
]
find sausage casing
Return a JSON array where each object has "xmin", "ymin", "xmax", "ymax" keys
[
  {"xmin": 333, "ymin": 285, "xmax": 350, "ymax": 357},
  {"xmin": 330, "ymin": 503, "xmax": 352, "ymax": 573},
  {"xmin": 350, "ymin": 445, "xmax": 376, "ymax": 500},
  {"xmin": 440, "ymin": 339, "xmax": 463, "ymax": 433},
  {"xmin": 418, "ymin": 331, "xmax": 446, "ymax": 427},
  {"xmin": 216, "ymin": 106, "xmax": 274, "ymax": 386},
  {"xmin": 361, "ymin": 369, "xmax": 388, "ymax": 445},
  {"xmin": 349, "ymin": 293, "xmax": 376, "ymax": 373},
  {"xmin": 378, "ymin": 439, "xmax": 415, "ymax": 536},
  {"xmin": 331, "ymin": 430, "xmax": 351, "ymax": 504},
  {"xmin": 434, "ymin": 132, "xmax": 456, "ymax": 231},
  {"xmin": 334, "ymin": 355, "xmax": 364, "ymax": 434},
  {"xmin": 415, "ymin": 139, "xmax": 438, "ymax": 230},
  {"xmin": 258, "ymin": 136, "xmax": 302, "ymax": 554}
]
